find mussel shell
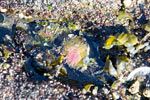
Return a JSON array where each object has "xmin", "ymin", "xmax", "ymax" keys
[{"xmin": 0, "ymin": 14, "xmax": 4, "ymax": 23}]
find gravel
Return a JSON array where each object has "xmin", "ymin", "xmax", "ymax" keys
[{"xmin": 0, "ymin": 0, "xmax": 150, "ymax": 99}]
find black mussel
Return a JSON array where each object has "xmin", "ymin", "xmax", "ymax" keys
[{"xmin": 0, "ymin": 13, "xmax": 4, "ymax": 23}]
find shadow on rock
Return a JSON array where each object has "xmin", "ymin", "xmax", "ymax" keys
[{"xmin": 0, "ymin": 26, "xmax": 10, "ymax": 42}]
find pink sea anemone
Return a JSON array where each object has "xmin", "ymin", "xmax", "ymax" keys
[
  {"xmin": 62, "ymin": 35, "xmax": 89, "ymax": 69},
  {"xmin": 65, "ymin": 47, "xmax": 81, "ymax": 66}
]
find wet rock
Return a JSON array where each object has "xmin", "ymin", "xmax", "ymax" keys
[{"xmin": 0, "ymin": 14, "xmax": 4, "ymax": 23}]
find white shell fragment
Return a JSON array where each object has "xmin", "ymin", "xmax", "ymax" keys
[
  {"xmin": 19, "ymin": 13, "xmax": 25, "ymax": 19},
  {"xmin": 5, "ymin": 35, "xmax": 12, "ymax": 41},
  {"xmin": 126, "ymin": 46, "xmax": 136, "ymax": 56},
  {"xmin": 137, "ymin": 0, "xmax": 145, "ymax": 5},
  {"xmin": 0, "ymin": 7, "xmax": 7, "ymax": 13},
  {"xmin": 68, "ymin": 34, "xmax": 74, "ymax": 38},
  {"xmin": 116, "ymin": 56, "xmax": 129, "ymax": 76},
  {"xmin": 143, "ymin": 88, "xmax": 150, "ymax": 98},
  {"xmin": 127, "ymin": 67, "xmax": 150, "ymax": 81},
  {"xmin": 136, "ymin": 44, "xmax": 145, "ymax": 51},
  {"xmin": 92, "ymin": 86, "xmax": 98, "ymax": 96},
  {"xmin": 82, "ymin": 84, "xmax": 94, "ymax": 94},
  {"xmin": 82, "ymin": 84, "xmax": 98, "ymax": 95},
  {"xmin": 144, "ymin": 46, "xmax": 150, "ymax": 52},
  {"xmin": 108, "ymin": 60, "xmax": 118, "ymax": 77},
  {"xmin": 144, "ymin": 42, "xmax": 149, "ymax": 46},
  {"xmin": 82, "ymin": 88, "xmax": 87, "ymax": 94},
  {"xmin": 19, "ymin": 13, "xmax": 33, "ymax": 20},
  {"xmin": 112, "ymin": 92, "xmax": 120, "ymax": 100},
  {"xmin": 129, "ymin": 80, "xmax": 140, "ymax": 94},
  {"xmin": 123, "ymin": 0, "xmax": 132, "ymax": 8}
]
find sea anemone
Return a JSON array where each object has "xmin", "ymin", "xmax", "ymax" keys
[
  {"xmin": 65, "ymin": 47, "xmax": 82, "ymax": 66},
  {"xmin": 62, "ymin": 35, "xmax": 89, "ymax": 69}
]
